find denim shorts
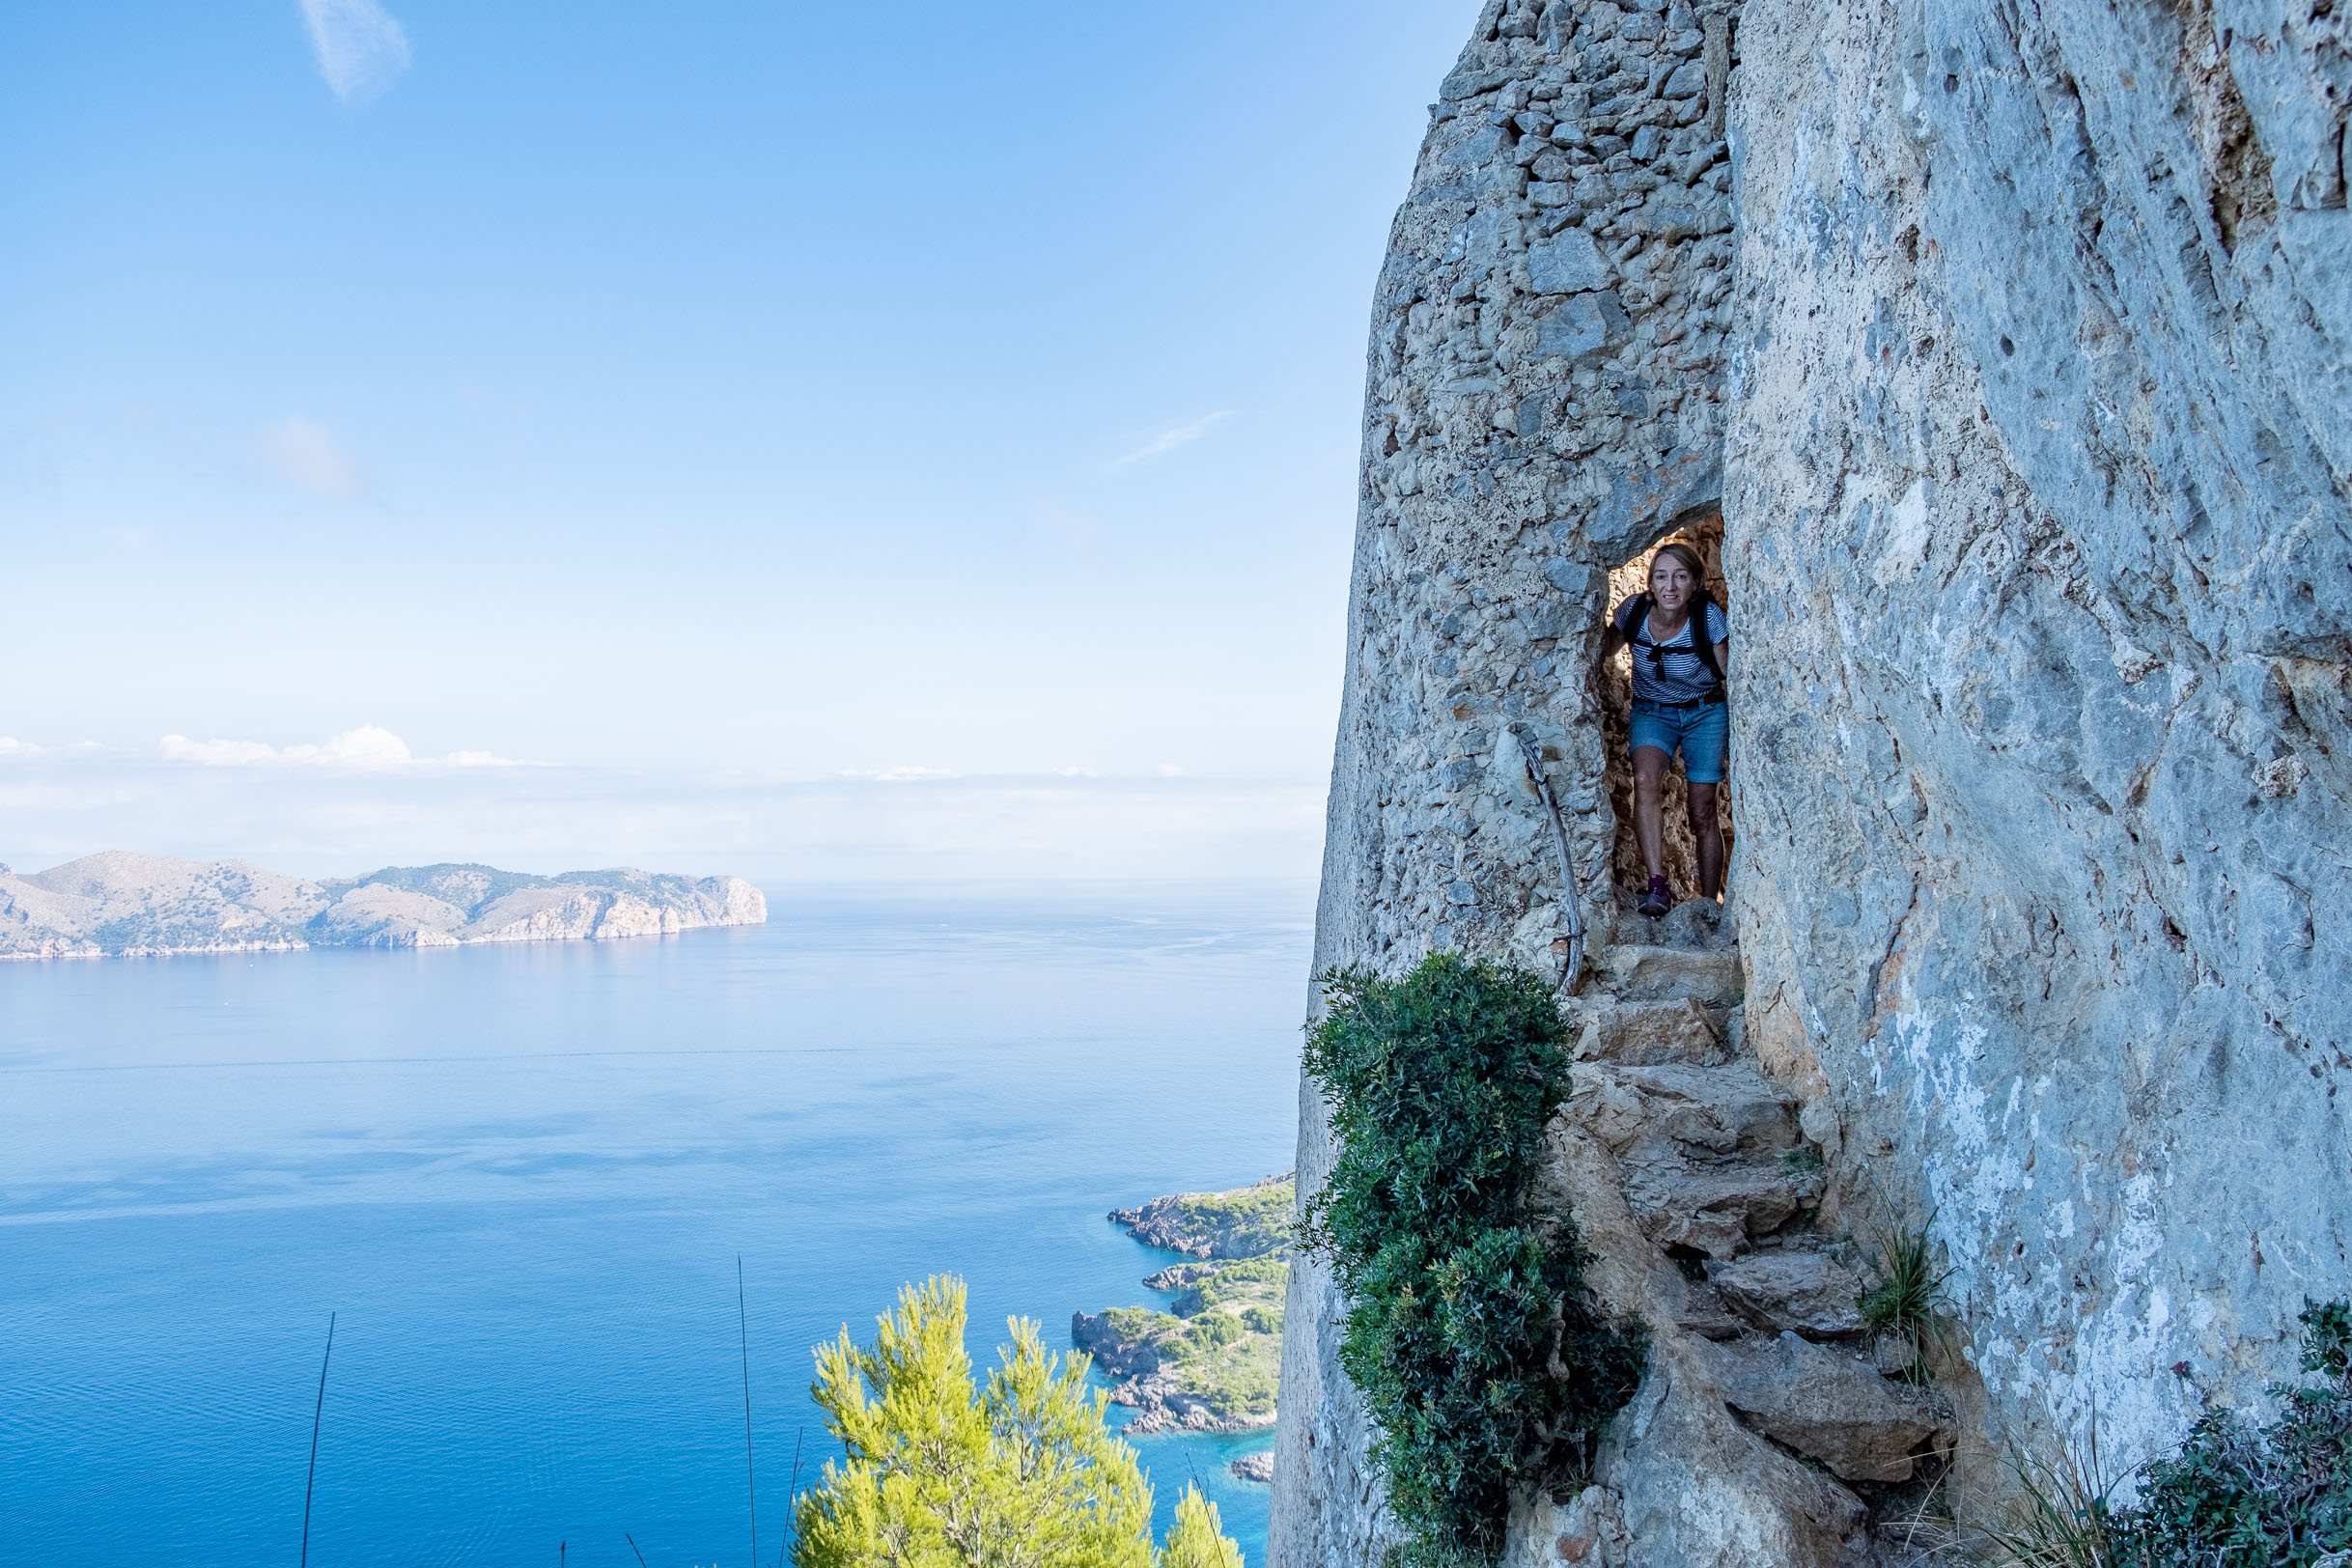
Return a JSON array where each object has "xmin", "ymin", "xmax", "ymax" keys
[{"xmin": 1629, "ymin": 698, "xmax": 1729, "ymax": 784}]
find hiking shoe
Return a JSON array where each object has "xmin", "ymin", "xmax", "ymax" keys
[{"xmin": 1638, "ymin": 876, "xmax": 1670, "ymax": 917}]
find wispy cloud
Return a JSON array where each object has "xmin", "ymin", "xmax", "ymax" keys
[
  {"xmin": 159, "ymin": 725, "xmax": 522, "ymax": 771},
  {"xmin": 298, "ymin": 0, "xmax": 411, "ymax": 103},
  {"xmin": 1031, "ymin": 499, "xmax": 1103, "ymax": 553},
  {"xmin": 0, "ymin": 742, "xmax": 1327, "ymax": 882},
  {"xmin": 261, "ymin": 416, "xmax": 363, "ymax": 499},
  {"xmin": 1106, "ymin": 410, "xmax": 1233, "ymax": 470},
  {"xmin": 835, "ymin": 765, "xmax": 966, "ymax": 782}
]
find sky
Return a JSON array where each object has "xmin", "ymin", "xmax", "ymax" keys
[{"xmin": 0, "ymin": 0, "xmax": 1480, "ymax": 881}]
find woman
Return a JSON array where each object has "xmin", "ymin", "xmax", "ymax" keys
[{"xmin": 1600, "ymin": 542, "xmax": 1729, "ymax": 917}]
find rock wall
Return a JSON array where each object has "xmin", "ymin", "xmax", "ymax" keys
[
  {"xmin": 1274, "ymin": 0, "xmax": 2352, "ymax": 1555},
  {"xmin": 1726, "ymin": 0, "xmax": 2352, "ymax": 1496},
  {"xmin": 1273, "ymin": 0, "xmax": 1749, "ymax": 1558}
]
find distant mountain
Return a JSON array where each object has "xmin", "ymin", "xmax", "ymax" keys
[{"xmin": 0, "ymin": 852, "xmax": 767, "ymax": 959}]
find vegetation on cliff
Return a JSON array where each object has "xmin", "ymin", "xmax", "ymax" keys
[
  {"xmin": 792, "ymin": 1275, "xmax": 1243, "ymax": 1568},
  {"xmin": 1108, "ymin": 1172, "xmax": 1293, "ymax": 1259},
  {"xmin": 1987, "ymin": 1299, "xmax": 2352, "ymax": 1568},
  {"xmin": 1076, "ymin": 1178, "xmax": 1292, "ymax": 1432},
  {"xmin": 1302, "ymin": 954, "xmax": 1646, "ymax": 1565}
]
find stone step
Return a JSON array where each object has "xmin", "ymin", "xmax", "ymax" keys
[
  {"xmin": 1591, "ymin": 942, "xmax": 1743, "ymax": 1003},
  {"xmin": 1574, "ymin": 995, "xmax": 1729, "ymax": 1065},
  {"xmin": 1567, "ymin": 1059, "xmax": 1822, "ymax": 1259},
  {"xmin": 1709, "ymin": 1247, "xmax": 1869, "ymax": 1337},
  {"xmin": 1711, "ymin": 1332, "xmax": 1956, "ymax": 1485},
  {"xmin": 1612, "ymin": 894, "xmax": 1735, "ymax": 951}
]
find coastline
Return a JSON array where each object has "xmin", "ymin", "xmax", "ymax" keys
[{"xmin": 1076, "ymin": 1173, "xmax": 1295, "ymax": 1448}]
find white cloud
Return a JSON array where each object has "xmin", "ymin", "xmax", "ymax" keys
[
  {"xmin": 838, "ymin": 765, "xmax": 963, "ymax": 782},
  {"xmin": 0, "ymin": 738, "xmax": 45, "ymax": 757},
  {"xmin": 1032, "ymin": 499, "xmax": 1103, "ymax": 553},
  {"xmin": 159, "ymin": 725, "xmax": 521, "ymax": 771},
  {"xmin": 1107, "ymin": 410, "xmax": 1232, "ymax": 470},
  {"xmin": 0, "ymin": 742, "xmax": 1327, "ymax": 882},
  {"xmin": 298, "ymin": 0, "xmax": 412, "ymax": 102},
  {"xmin": 261, "ymin": 416, "xmax": 363, "ymax": 499}
]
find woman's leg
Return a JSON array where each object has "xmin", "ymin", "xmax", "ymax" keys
[
  {"xmin": 1686, "ymin": 780, "xmax": 1723, "ymax": 898},
  {"xmin": 1633, "ymin": 745, "xmax": 1671, "ymax": 882},
  {"xmin": 1681, "ymin": 703, "xmax": 1730, "ymax": 899}
]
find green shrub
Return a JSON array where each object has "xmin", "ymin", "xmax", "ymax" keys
[
  {"xmin": 1104, "ymin": 1305, "xmax": 1183, "ymax": 1339},
  {"xmin": 1197, "ymin": 1365, "xmax": 1278, "ymax": 1419},
  {"xmin": 2112, "ymin": 1299, "xmax": 2352, "ymax": 1566},
  {"xmin": 1859, "ymin": 1218, "xmax": 1954, "ymax": 1382},
  {"xmin": 1242, "ymin": 1305, "xmax": 1281, "ymax": 1333},
  {"xmin": 1985, "ymin": 1301, "xmax": 2352, "ymax": 1568},
  {"xmin": 1178, "ymin": 1314, "xmax": 1244, "ymax": 1356},
  {"xmin": 794, "ymin": 1275, "xmax": 1244, "ymax": 1568},
  {"xmin": 1193, "ymin": 1256, "xmax": 1288, "ymax": 1311},
  {"xmin": 1302, "ymin": 954, "xmax": 1647, "ymax": 1565}
]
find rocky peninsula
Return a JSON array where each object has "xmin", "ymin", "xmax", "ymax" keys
[
  {"xmin": 0, "ymin": 852, "xmax": 766, "ymax": 959},
  {"xmin": 1072, "ymin": 1173, "xmax": 1293, "ymax": 1446}
]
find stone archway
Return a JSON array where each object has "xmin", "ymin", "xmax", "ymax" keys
[{"xmin": 1593, "ymin": 506, "xmax": 1735, "ymax": 910}]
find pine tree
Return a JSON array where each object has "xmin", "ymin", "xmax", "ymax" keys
[{"xmin": 793, "ymin": 1275, "xmax": 1246, "ymax": 1568}]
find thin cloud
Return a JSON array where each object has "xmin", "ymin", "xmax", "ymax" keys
[
  {"xmin": 298, "ymin": 0, "xmax": 412, "ymax": 103},
  {"xmin": 836, "ymin": 766, "xmax": 963, "ymax": 782},
  {"xmin": 159, "ymin": 725, "xmax": 522, "ymax": 771},
  {"xmin": 1106, "ymin": 410, "xmax": 1233, "ymax": 470},
  {"xmin": 1032, "ymin": 499, "xmax": 1103, "ymax": 553},
  {"xmin": 261, "ymin": 416, "xmax": 362, "ymax": 499}
]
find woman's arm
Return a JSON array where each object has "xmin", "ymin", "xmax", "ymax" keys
[
  {"xmin": 1601, "ymin": 601, "xmax": 1630, "ymax": 658},
  {"xmin": 1714, "ymin": 639, "xmax": 1729, "ymax": 676}
]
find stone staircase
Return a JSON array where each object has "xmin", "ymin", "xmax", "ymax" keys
[{"xmin": 1506, "ymin": 901, "xmax": 1955, "ymax": 1568}]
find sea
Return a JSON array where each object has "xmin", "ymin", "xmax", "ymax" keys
[{"xmin": 0, "ymin": 881, "xmax": 1314, "ymax": 1568}]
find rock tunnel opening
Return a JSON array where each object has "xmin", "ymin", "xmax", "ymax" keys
[{"xmin": 1594, "ymin": 506, "xmax": 1737, "ymax": 910}]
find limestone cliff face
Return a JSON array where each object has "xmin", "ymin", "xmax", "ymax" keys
[
  {"xmin": 1728, "ymin": 0, "xmax": 2351, "ymax": 1488},
  {"xmin": 1273, "ymin": 0, "xmax": 2349, "ymax": 1557}
]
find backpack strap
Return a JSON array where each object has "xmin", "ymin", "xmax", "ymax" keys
[
  {"xmin": 1691, "ymin": 591, "xmax": 1725, "ymax": 684},
  {"xmin": 1627, "ymin": 591, "xmax": 1727, "ymax": 686}
]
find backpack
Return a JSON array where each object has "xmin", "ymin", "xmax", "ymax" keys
[{"xmin": 1624, "ymin": 590, "xmax": 1726, "ymax": 686}]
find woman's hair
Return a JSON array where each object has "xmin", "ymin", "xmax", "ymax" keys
[{"xmin": 1648, "ymin": 542, "xmax": 1707, "ymax": 590}]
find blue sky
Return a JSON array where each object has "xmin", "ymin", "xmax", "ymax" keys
[{"xmin": 0, "ymin": 0, "xmax": 1478, "ymax": 878}]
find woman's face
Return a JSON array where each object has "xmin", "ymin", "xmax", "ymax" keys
[{"xmin": 1650, "ymin": 554, "xmax": 1694, "ymax": 614}]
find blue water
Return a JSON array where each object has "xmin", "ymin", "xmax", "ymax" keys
[{"xmin": 0, "ymin": 882, "xmax": 1311, "ymax": 1568}]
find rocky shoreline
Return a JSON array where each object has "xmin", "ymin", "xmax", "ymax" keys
[
  {"xmin": 1073, "ymin": 1173, "xmax": 1293, "ymax": 1439},
  {"xmin": 0, "ymin": 853, "xmax": 765, "ymax": 959}
]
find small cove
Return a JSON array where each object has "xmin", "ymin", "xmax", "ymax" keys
[{"xmin": 0, "ymin": 881, "xmax": 1310, "ymax": 1567}]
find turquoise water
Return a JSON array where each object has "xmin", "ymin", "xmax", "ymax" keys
[{"xmin": 0, "ymin": 882, "xmax": 1311, "ymax": 1568}]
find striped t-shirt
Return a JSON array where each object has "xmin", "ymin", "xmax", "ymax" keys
[{"xmin": 1616, "ymin": 597, "xmax": 1729, "ymax": 704}]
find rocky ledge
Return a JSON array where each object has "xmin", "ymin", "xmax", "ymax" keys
[
  {"xmin": 1107, "ymin": 1170, "xmax": 1294, "ymax": 1259},
  {"xmin": 1074, "ymin": 1174, "xmax": 1294, "ymax": 1435},
  {"xmin": 0, "ymin": 852, "xmax": 766, "ymax": 959}
]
